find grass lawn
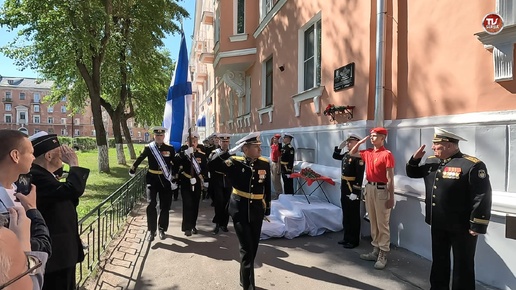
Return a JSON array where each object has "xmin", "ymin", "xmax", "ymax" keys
[{"xmin": 75, "ymin": 144, "xmax": 146, "ymax": 219}]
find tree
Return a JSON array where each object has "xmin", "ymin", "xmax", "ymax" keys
[{"xmin": 0, "ymin": 0, "xmax": 187, "ymax": 170}]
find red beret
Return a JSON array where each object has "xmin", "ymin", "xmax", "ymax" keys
[
  {"xmin": 370, "ymin": 127, "xmax": 388, "ymax": 136},
  {"xmin": 274, "ymin": 134, "xmax": 281, "ymax": 138}
]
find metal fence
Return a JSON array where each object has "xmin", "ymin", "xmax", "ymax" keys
[{"xmin": 76, "ymin": 168, "xmax": 147, "ymax": 289}]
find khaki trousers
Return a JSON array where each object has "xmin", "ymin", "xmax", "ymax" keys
[
  {"xmin": 270, "ymin": 161, "xmax": 283, "ymax": 194},
  {"xmin": 364, "ymin": 183, "xmax": 391, "ymax": 252}
]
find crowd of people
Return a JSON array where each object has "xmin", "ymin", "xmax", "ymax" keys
[
  {"xmin": 0, "ymin": 125, "xmax": 493, "ymax": 290},
  {"xmin": 0, "ymin": 129, "xmax": 89, "ymax": 290}
]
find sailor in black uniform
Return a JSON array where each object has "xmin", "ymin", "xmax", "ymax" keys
[
  {"xmin": 209, "ymin": 132, "xmax": 271, "ymax": 290},
  {"xmin": 406, "ymin": 127, "xmax": 492, "ymax": 290},
  {"xmin": 130, "ymin": 126, "xmax": 177, "ymax": 241}
]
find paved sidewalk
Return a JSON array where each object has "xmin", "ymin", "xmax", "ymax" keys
[{"xmin": 83, "ymin": 199, "xmax": 495, "ymax": 290}]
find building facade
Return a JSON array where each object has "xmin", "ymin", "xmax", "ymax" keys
[
  {"xmin": 190, "ymin": 0, "xmax": 516, "ymax": 288},
  {"xmin": 0, "ymin": 76, "xmax": 148, "ymax": 142}
]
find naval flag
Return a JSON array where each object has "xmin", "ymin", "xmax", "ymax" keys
[{"xmin": 163, "ymin": 32, "xmax": 192, "ymax": 151}]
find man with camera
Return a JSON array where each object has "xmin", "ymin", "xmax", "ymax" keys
[
  {"xmin": 0, "ymin": 129, "xmax": 51, "ymax": 256},
  {"xmin": 29, "ymin": 131, "xmax": 90, "ymax": 290}
]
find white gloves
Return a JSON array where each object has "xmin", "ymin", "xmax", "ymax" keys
[
  {"xmin": 203, "ymin": 182, "xmax": 209, "ymax": 188},
  {"xmin": 171, "ymin": 182, "xmax": 178, "ymax": 190},
  {"xmin": 129, "ymin": 171, "xmax": 135, "ymax": 177},
  {"xmin": 338, "ymin": 140, "xmax": 346, "ymax": 150},
  {"xmin": 185, "ymin": 147, "xmax": 194, "ymax": 155},
  {"xmin": 348, "ymin": 193, "xmax": 358, "ymax": 201},
  {"xmin": 190, "ymin": 178, "xmax": 197, "ymax": 185},
  {"xmin": 210, "ymin": 148, "xmax": 223, "ymax": 160},
  {"xmin": 229, "ymin": 142, "xmax": 245, "ymax": 155},
  {"xmin": 285, "ymin": 174, "xmax": 291, "ymax": 178}
]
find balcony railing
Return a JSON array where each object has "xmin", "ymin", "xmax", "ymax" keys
[{"xmin": 2, "ymin": 97, "xmax": 12, "ymax": 102}]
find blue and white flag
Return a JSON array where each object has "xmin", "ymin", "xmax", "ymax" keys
[{"xmin": 163, "ymin": 32, "xmax": 192, "ymax": 151}]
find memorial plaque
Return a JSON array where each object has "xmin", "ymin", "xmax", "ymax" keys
[{"xmin": 334, "ymin": 62, "xmax": 355, "ymax": 91}]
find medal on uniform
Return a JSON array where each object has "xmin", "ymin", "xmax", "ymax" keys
[
  {"xmin": 258, "ymin": 170, "xmax": 266, "ymax": 183},
  {"xmin": 161, "ymin": 151, "xmax": 170, "ymax": 157},
  {"xmin": 443, "ymin": 167, "xmax": 461, "ymax": 179}
]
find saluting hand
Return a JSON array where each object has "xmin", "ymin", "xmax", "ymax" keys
[
  {"xmin": 413, "ymin": 145, "xmax": 426, "ymax": 159},
  {"xmin": 61, "ymin": 145, "xmax": 79, "ymax": 167}
]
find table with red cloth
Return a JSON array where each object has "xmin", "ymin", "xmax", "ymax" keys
[{"xmin": 290, "ymin": 169, "xmax": 335, "ymax": 204}]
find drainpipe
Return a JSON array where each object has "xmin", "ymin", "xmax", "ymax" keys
[
  {"xmin": 213, "ymin": 74, "xmax": 217, "ymax": 134},
  {"xmin": 374, "ymin": 0, "xmax": 386, "ymax": 128}
]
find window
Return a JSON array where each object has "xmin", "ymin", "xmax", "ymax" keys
[
  {"xmin": 61, "ymin": 118, "xmax": 67, "ymax": 124},
  {"xmin": 236, "ymin": 0, "xmax": 245, "ymax": 34},
  {"xmin": 5, "ymin": 114, "xmax": 12, "ymax": 123},
  {"xmin": 74, "ymin": 118, "xmax": 80, "ymax": 125},
  {"xmin": 215, "ymin": 7, "xmax": 220, "ymax": 43},
  {"xmin": 74, "ymin": 129, "xmax": 80, "ymax": 136},
  {"xmin": 61, "ymin": 106, "xmax": 66, "ymax": 113},
  {"xmin": 34, "ymin": 129, "xmax": 40, "ymax": 134},
  {"xmin": 301, "ymin": 17, "xmax": 322, "ymax": 91},
  {"xmin": 33, "ymin": 93, "xmax": 40, "ymax": 103},
  {"xmin": 264, "ymin": 0, "xmax": 273, "ymax": 14},
  {"xmin": 91, "ymin": 117, "xmax": 94, "ymax": 124},
  {"xmin": 47, "ymin": 106, "xmax": 53, "ymax": 113},
  {"xmin": 91, "ymin": 130, "xmax": 96, "ymax": 136},
  {"xmin": 265, "ymin": 58, "xmax": 273, "ymax": 106},
  {"xmin": 61, "ymin": 129, "xmax": 68, "ymax": 136},
  {"xmin": 5, "ymin": 92, "xmax": 11, "ymax": 100},
  {"xmin": 19, "ymin": 112, "xmax": 26, "ymax": 121},
  {"xmin": 33, "ymin": 105, "xmax": 40, "ymax": 112},
  {"xmin": 61, "ymin": 96, "xmax": 67, "ymax": 102},
  {"xmin": 33, "ymin": 115, "xmax": 40, "ymax": 124},
  {"xmin": 5, "ymin": 104, "xmax": 11, "ymax": 111},
  {"xmin": 47, "ymin": 117, "xmax": 54, "ymax": 124},
  {"xmin": 138, "ymin": 132, "xmax": 142, "ymax": 138},
  {"xmin": 19, "ymin": 92, "xmax": 25, "ymax": 100}
]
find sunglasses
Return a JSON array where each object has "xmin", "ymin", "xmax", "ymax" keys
[{"xmin": 0, "ymin": 254, "xmax": 43, "ymax": 289}]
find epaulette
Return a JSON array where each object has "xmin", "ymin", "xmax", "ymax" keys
[
  {"xmin": 197, "ymin": 151, "xmax": 206, "ymax": 155},
  {"xmin": 463, "ymin": 154, "xmax": 481, "ymax": 164},
  {"xmin": 231, "ymin": 156, "xmax": 245, "ymax": 161},
  {"xmin": 428, "ymin": 156, "xmax": 437, "ymax": 159},
  {"xmin": 258, "ymin": 156, "xmax": 270, "ymax": 163},
  {"xmin": 145, "ymin": 144, "xmax": 150, "ymax": 147}
]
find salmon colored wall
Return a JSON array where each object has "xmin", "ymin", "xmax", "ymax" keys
[
  {"xmin": 395, "ymin": 1, "xmax": 516, "ymax": 119},
  {"xmin": 252, "ymin": 0, "xmax": 375, "ymax": 130},
  {"xmin": 217, "ymin": 0, "xmax": 258, "ymax": 53},
  {"xmin": 215, "ymin": 0, "xmax": 516, "ymax": 133}
]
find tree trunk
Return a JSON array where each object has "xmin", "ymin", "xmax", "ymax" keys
[
  {"xmin": 110, "ymin": 111, "xmax": 126, "ymax": 165},
  {"xmin": 121, "ymin": 116, "xmax": 136, "ymax": 159},
  {"xmin": 77, "ymin": 60, "xmax": 110, "ymax": 173}
]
